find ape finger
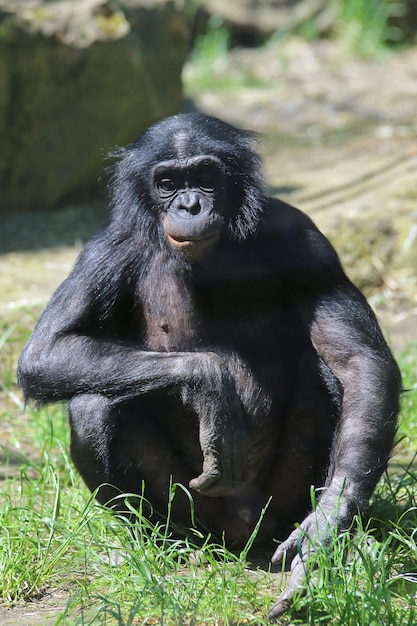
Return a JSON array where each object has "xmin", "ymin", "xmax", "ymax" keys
[
  {"xmin": 189, "ymin": 470, "xmax": 220, "ymax": 494},
  {"xmin": 196, "ymin": 401, "xmax": 247, "ymax": 496},
  {"xmin": 189, "ymin": 472, "xmax": 236, "ymax": 497},
  {"xmin": 268, "ymin": 553, "xmax": 307, "ymax": 620},
  {"xmin": 189, "ymin": 440, "xmax": 244, "ymax": 497},
  {"xmin": 271, "ymin": 526, "xmax": 302, "ymax": 565}
]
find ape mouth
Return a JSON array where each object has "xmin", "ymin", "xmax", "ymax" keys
[
  {"xmin": 168, "ymin": 232, "xmax": 218, "ymax": 246},
  {"xmin": 166, "ymin": 229, "xmax": 222, "ymax": 262}
]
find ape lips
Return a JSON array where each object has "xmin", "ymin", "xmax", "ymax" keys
[
  {"xmin": 18, "ymin": 113, "xmax": 401, "ymax": 619},
  {"xmin": 164, "ymin": 224, "xmax": 222, "ymax": 262}
]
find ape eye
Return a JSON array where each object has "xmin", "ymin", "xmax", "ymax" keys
[
  {"xmin": 197, "ymin": 172, "xmax": 215, "ymax": 191},
  {"xmin": 158, "ymin": 178, "xmax": 176, "ymax": 193}
]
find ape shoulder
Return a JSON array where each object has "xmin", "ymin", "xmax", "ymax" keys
[{"xmin": 259, "ymin": 197, "xmax": 346, "ymax": 284}]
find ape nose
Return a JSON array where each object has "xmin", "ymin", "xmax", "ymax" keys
[{"xmin": 178, "ymin": 193, "xmax": 201, "ymax": 216}]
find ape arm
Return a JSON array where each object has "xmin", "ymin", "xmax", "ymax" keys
[
  {"xmin": 18, "ymin": 279, "xmax": 197, "ymax": 402},
  {"xmin": 311, "ymin": 285, "xmax": 400, "ymax": 507},
  {"xmin": 17, "ymin": 259, "xmax": 247, "ymax": 496},
  {"xmin": 269, "ymin": 280, "xmax": 401, "ymax": 618}
]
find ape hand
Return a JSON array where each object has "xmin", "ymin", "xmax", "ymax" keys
[
  {"xmin": 268, "ymin": 492, "xmax": 354, "ymax": 620},
  {"xmin": 189, "ymin": 416, "xmax": 247, "ymax": 497},
  {"xmin": 268, "ymin": 520, "xmax": 315, "ymax": 620},
  {"xmin": 186, "ymin": 354, "xmax": 248, "ymax": 497}
]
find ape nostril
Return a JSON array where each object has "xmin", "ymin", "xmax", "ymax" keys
[
  {"xmin": 188, "ymin": 203, "xmax": 201, "ymax": 216},
  {"xmin": 178, "ymin": 198, "xmax": 201, "ymax": 216}
]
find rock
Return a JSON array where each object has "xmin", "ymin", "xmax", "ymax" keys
[
  {"xmin": 0, "ymin": 0, "xmax": 189, "ymax": 214},
  {"xmin": 389, "ymin": 1, "xmax": 417, "ymax": 40}
]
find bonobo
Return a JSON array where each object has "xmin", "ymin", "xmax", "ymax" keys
[{"xmin": 18, "ymin": 113, "xmax": 401, "ymax": 619}]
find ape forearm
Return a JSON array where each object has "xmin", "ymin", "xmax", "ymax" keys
[
  {"xmin": 323, "ymin": 358, "xmax": 400, "ymax": 521},
  {"xmin": 270, "ymin": 326, "xmax": 401, "ymax": 619},
  {"xmin": 18, "ymin": 334, "xmax": 212, "ymax": 403},
  {"xmin": 311, "ymin": 287, "xmax": 401, "ymax": 504}
]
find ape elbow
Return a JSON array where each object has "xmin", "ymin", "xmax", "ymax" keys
[
  {"xmin": 17, "ymin": 356, "xmax": 40, "ymax": 403},
  {"xmin": 17, "ymin": 349, "xmax": 53, "ymax": 405},
  {"xmin": 390, "ymin": 354, "xmax": 402, "ymax": 393}
]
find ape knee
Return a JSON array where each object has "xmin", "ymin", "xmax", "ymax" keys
[{"xmin": 69, "ymin": 394, "xmax": 111, "ymax": 438}]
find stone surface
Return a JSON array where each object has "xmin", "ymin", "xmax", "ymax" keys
[{"xmin": 0, "ymin": 0, "xmax": 189, "ymax": 213}]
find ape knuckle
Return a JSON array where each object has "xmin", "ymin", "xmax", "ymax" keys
[
  {"xmin": 18, "ymin": 348, "xmax": 51, "ymax": 401},
  {"xmin": 17, "ymin": 354, "xmax": 32, "ymax": 386}
]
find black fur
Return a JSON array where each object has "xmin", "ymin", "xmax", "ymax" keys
[{"xmin": 18, "ymin": 113, "xmax": 401, "ymax": 619}]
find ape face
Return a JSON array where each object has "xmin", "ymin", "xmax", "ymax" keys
[{"xmin": 152, "ymin": 155, "xmax": 227, "ymax": 262}]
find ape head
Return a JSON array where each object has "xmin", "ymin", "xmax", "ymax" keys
[{"xmin": 109, "ymin": 113, "xmax": 266, "ymax": 262}]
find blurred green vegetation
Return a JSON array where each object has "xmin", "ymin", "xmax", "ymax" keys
[
  {"xmin": 191, "ymin": 0, "xmax": 414, "ymax": 64},
  {"xmin": 337, "ymin": 0, "xmax": 412, "ymax": 54}
]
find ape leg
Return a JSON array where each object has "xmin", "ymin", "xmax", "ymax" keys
[
  {"xmin": 68, "ymin": 385, "xmax": 248, "ymax": 514},
  {"xmin": 64, "ymin": 350, "xmax": 248, "ymax": 498},
  {"xmin": 69, "ymin": 393, "xmax": 191, "ymax": 507},
  {"xmin": 69, "ymin": 394, "xmax": 121, "ymax": 505}
]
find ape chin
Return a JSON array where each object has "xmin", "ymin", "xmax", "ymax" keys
[{"xmin": 18, "ymin": 112, "xmax": 401, "ymax": 619}]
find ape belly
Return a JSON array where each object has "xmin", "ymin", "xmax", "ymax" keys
[{"xmin": 69, "ymin": 357, "xmax": 336, "ymax": 547}]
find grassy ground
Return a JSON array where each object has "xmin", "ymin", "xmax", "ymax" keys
[{"xmin": 0, "ymin": 313, "xmax": 416, "ymax": 625}]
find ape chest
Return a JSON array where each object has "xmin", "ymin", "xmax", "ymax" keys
[
  {"xmin": 145, "ymin": 298, "xmax": 284, "ymax": 354},
  {"xmin": 199, "ymin": 284, "xmax": 297, "ymax": 355},
  {"xmin": 143, "ymin": 303, "xmax": 199, "ymax": 352},
  {"xmin": 144, "ymin": 318, "xmax": 192, "ymax": 351},
  {"xmin": 140, "ymin": 265, "xmax": 300, "ymax": 357}
]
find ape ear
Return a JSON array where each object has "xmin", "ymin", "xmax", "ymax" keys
[
  {"xmin": 227, "ymin": 150, "xmax": 266, "ymax": 240},
  {"xmin": 201, "ymin": 126, "xmax": 266, "ymax": 240},
  {"xmin": 230, "ymin": 179, "xmax": 267, "ymax": 240},
  {"xmin": 101, "ymin": 145, "xmax": 160, "ymax": 243}
]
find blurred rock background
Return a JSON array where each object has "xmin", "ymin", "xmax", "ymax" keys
[{"xmin": 0, "ymin": 0, "xmax": 189, "ymax": 213}]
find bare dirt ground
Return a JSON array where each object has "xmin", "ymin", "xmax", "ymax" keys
[{"xmin": 0, "ymin": 592, "xmax": 70, "ymax": 626}]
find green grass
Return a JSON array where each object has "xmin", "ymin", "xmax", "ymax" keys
[
  {"xmin": 398, "ymin": 341, "xmax": 417, "ymax": 443},
  {"xmin": 184, "ymin": 16, "xmax": 264, "ymax": 92},
  {"xmin": 0, "ymin": 318, "xmax": 416, "ymax": 625},
  {"xmin": 336, "ymin": 0, "xmax": 408, "ymax": 56}
]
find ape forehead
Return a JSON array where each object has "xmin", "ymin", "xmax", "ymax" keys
[
  {"xmin": 152, "ymin": 155, "xmax": 223, "ymax": 176},
  {"xmin": 166, "ymin": 127, "xmax": 226, "ymax": 163},
  {"xmin": 174, "ymin": 130, "xmax": 191, "ymax": 160}
]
